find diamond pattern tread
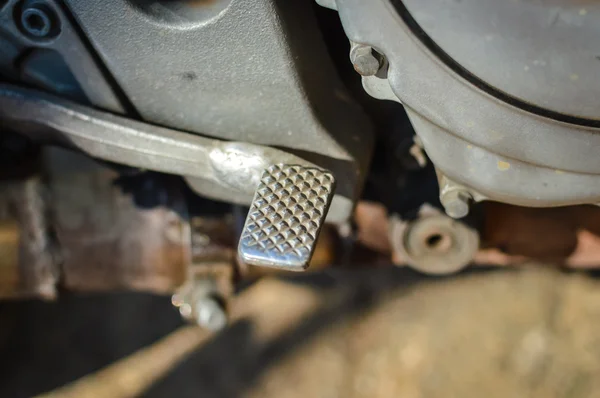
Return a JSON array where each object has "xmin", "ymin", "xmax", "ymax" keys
[{"xmin": 238, "ymin": 164, "xmax": 335, "ymax": 271}]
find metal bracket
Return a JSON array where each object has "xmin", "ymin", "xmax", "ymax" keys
[{"xmin": 0, "ymin": 84, "xmax": 351, "ymax": 222}]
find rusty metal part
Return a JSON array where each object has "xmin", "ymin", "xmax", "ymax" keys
[
  {"xmin": 480, "ymin": 202, "xmax": 600, "ymax": 268},
  {"xmin": 45, "ymin": 148, "xmax": 190, "ymax": 294},
  {"xmin": 188, "ymin": 215, "xmax": 236, "ymax": 296},
  {"xmin": 389, "ymin": 206, "xmax": 480, "ymax": 275},
  {"xmin": 173, "ymin": 215, "xmax": 238, "ymax": 329},
  {"xmin": 172, "ymin": 278, "xmax": 228, "ymax": 331},
  {"xmin": 354, "ymin": 200, "xmax": 600, "ymax": 269},
  {"xmin": 0, "ymin": 174, "xmax": 58, "ymax": 299},
  {"xmin": 191, "ymin": 216, "xmax": 235, "ymax": 264},
  {"xmin": 354, "ymin": 201, "xmax": 392, "ymax": 254},
  {"xmin": 0, "ymin": 220, "xmax": 19, "ymax": 293},
  {"xmin": 1, "ymin": 146, "xmax": 240, "ymax": 298},
  {"xmin": 349, "ymin": 42, "xmax": 382, "ymax": 77}
]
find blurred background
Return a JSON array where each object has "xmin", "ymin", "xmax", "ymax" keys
[
  {"xmin": 4, "ymin": 146, "xmax": 600, "ymax": 398},
  {"xmin": 4, "ymin": 139, "xmax": 600, "ymax": 398},
  {"xmin": 2, "ymin": 266, "xmax": 600, "ymax": 398}
]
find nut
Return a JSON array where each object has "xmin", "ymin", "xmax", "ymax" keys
[{"xmin": 195, "ymin": 296, "xmax": 227, "ymax": 331}]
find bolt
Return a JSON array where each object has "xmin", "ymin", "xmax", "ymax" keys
[
  {"xmin": 19, "ymin": 2, "xmax": 59, "ymax": 39},
  {"xmin": 195, "ymin": 296, "xmax": 227, "ymax": 331},
  {"xmin": 350, "ymin": 43, "xmax": 382, "ymax": 76},
  {"xmin": 441, "ymin": 190, "xmax": 471, "ymax": 219}
]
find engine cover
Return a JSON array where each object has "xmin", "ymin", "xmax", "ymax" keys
[
  {"xmin": 330, "ymin": 0, "xmax": 600, "ymax": 209},
  {"xmin": 62, "ymin": 0, "xmax": 372, "ymax": 210}
]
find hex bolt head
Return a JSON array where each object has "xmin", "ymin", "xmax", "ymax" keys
[
  {"xmin": 195, "ymin": 296, "xmax": 227, "ymax": 331},
  {"xmin": 441, "ymin": 190, "xmax": 472, "ymax": 219},
  {"xmin": 350, "ymin": 44, "xmax": 382, "ymax": 76}
]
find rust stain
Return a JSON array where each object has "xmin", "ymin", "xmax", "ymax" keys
[
  {"xmin": 49, "ymin": 149, "xmax": 190, "ymax": 295},
  {"xmin": 0, "ymin": 221, "xmax": 19, "ymax": 295},
  {"xmin": 497, "ymin": 160, "xmax": 511, "ymax": 171}
]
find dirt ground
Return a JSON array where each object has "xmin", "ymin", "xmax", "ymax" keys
[
  {"xmin": 247, "ymin": 268, "xmax": 600, "ymax": 398},
  {"xmin": 2, "ymin": 266, "xmax": 600, "ymax": 398}
]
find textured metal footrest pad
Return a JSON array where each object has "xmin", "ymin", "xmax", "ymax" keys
[{"xmin": 238, "ymin": 164, "xmax": 336, "ymax": 271}]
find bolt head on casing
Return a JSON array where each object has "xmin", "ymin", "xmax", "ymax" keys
[
  {"xmin": 172, "ymin": 280, "xmax": 228, "ymax": 331},
  {"xmin": 195, "ymin": 296, "xmax": 227, "ymax": 331},
  {"xmin": 441, "ymin": 190, "xmax": 472, "ymax": 219},
  {"xmin": 350, "ymin": 44, "xmax": 382, "ymax": 76}
]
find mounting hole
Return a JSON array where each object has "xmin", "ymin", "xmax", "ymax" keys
[
  {"xmin": 400, "ymin": 215, "xmax": 480, "ymax": 275},
  {"xmin": 16, "ymin": 1, "xmax": 61, "ymax": 40},
  {"xmin": 425, "ymin": 232, "xmax": 452, "ymax": 253},
  {"xmin": 23, "ymin": 9, "xmax": 49, "ymax": 35}
]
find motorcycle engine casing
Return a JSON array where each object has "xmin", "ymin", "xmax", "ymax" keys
[{"xmin": 328, "ymin": 0, "xmax": 600, "ymax": 209}]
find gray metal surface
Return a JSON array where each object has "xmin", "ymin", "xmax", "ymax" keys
[
  {"xmin": 315, "ymin": 0, "xmax": 337, "ymax": 10},
  {"xmin": 402, "ymin": 0, "xmax": 600, "ymax": 121},
  {"xmin": 238, "ymin": 165, "xmax": 335, "ymax": 271},
  {"xmin": 0, "ymin": 84, "xmax": 351, "ymax": 222},
  {"xmin": 63, "ymin": 0, "xmax": 372, "ymax": 204},
  {"xmin": 0, "ymin": 0, "xmax": 125, "ymax": 112},
  {"xmin": 327, "ymin": 0, "xmax": 600, "ymax": 210},
  {"xmin": 406, "ymin": 110, "xmax": 600, "ymax": 208}
]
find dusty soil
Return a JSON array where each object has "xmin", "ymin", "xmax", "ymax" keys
[
  {"xmin": 247, "ymin": 267, "xmax": 600, "ymax": 398},
  {"xmin": 4, "ymin": 266, "xmax": 600, "ymax": 398}
]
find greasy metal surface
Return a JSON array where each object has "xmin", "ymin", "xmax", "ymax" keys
[
  {"xmin": 45, "ymin": 148, "xmax": 190, "ymax": 293},
  {"xmin": 331, "ymin": 0, "xmax": 600, "ymax": 208},
  {"xmin": 63, "ymin": 0, "xmax": 372, "ymax": 182},
  {"xmin": 0, "ymin": 84, "xmax": 352, "ymax": 222},
  {"xmin": 0, "ymin": 176, "xmax": 57, "ymax": 299},
  {"xmin": 401, "ymin": 0, "xmax": 600, "ymax": 121},
  {"xmin": 239, "ymin": 165, "xmax": 335, "ymax": 271},
  {"xmin": 0, "ymin": 0, "xmax": 124, "ymax": 112}
]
